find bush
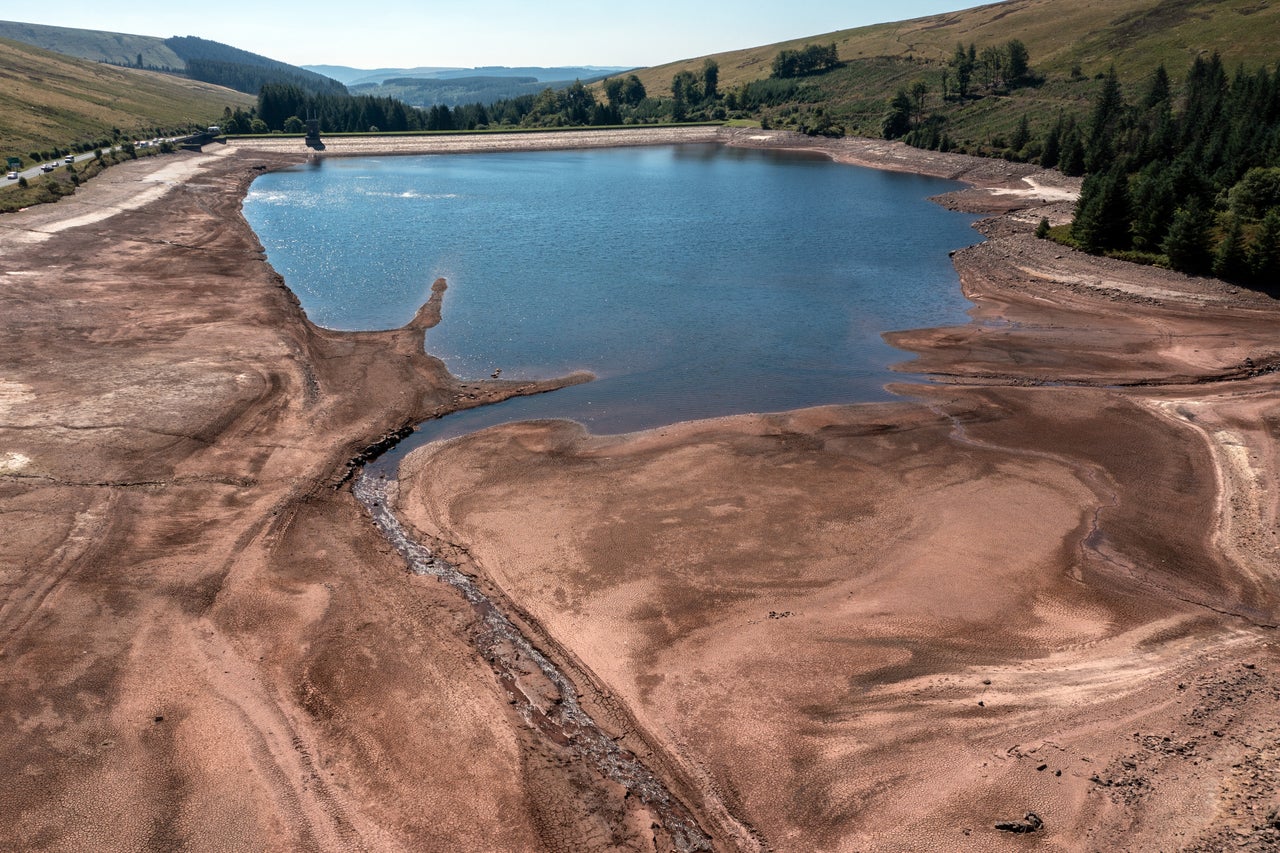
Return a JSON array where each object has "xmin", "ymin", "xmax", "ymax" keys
[{"xmin": 1229, "ymin": 167, "xmax": 1280, "ymax": 220}]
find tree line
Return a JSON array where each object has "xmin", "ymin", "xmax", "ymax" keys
[
  {"xmin": 946, "ymin": 40, "xmax": 1033, "ymax": 98},
  {"xmin": 238, "ymin": 64, "xmax": 743, "ymax": 135},
  {"xmin": 771, "ymin": 44, "xmax": 841, "ymax": 79},
  {"xmin": 882, "ymin": 40, "xmax": 1036, "ymax": 146},
  {"xmin": 1065, "ymin": 55, "xmax": 1280, "ymax": 284},
  {"xmin": 165, "ymin": 36, "xmax": 348, "ymax": 97}
]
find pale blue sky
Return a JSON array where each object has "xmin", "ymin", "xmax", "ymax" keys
[{"xmin": 31, "ymin": 2, "xmax": 990, "ymax": 69}]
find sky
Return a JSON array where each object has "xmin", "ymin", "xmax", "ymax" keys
[{"xmin": 25, "ymin": 1, "xmax": 991, "ymax": 69}]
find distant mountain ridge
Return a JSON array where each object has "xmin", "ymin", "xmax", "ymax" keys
[
  {"xmin": 0, "ymin": 20, "xmax": 345, "ymax": 96},
  {"xmin": 307, "ymin": 64, "xmax": 631, "ymax": 88}
]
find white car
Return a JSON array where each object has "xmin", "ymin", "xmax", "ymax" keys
[
  {"xmin": 5, "ymin": 171, "xmax": 16, "ymax": 180},
  {"xmin": 40, "ymin": 163, "xmax": 56, "ymax": 172},
  {"xmin": 64, "ymin": 155, "xmax": 75, "ymax": 163}
]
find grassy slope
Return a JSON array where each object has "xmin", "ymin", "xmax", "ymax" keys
[
  {"xmin": 634, "ymin": 0, "xmax": 1280, "ymax": 92},
  {"xmin": 621, "ymin": 0, "xmax": 1279, "ymax": 135},
  {"xmin": 0, "ymin": 20, "xmax": 184, "ymax": 69},
  {"xmin": 0, "ymin": 38, "xmax": 253, "ymax": 158}
]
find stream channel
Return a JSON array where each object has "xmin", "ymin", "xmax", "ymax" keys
[{"xmin": 244, "ymin": 143, "xmax": 981, "ymax": 846}]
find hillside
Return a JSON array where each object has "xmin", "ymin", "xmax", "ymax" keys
[
  {"xmin": 626, "ymin": 0, "xmax": 1280, "ymax": 96},
  {"xmin": 606, "ymin": 0, "xmax": 1280, "ymax": 146},
  {"xmin": 0, "ymin": 21, "xmax": 345, "ymax": 96},
  {"xmin": 0, "ymin": 37, "xmax": 253, "ymax": 159},
  {"xmin": 0, "ymin": 19, "xmax": 184, "ymax": 69}
]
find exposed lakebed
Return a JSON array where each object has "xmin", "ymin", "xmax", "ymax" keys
[{"xmin": 243, "ymin": 144, "xmax": 979, "ymax": 452}]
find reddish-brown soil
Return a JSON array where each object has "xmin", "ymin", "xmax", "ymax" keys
[{"xmin": 4, "ymin": 129, "xmax": 1280, "ymax": 851}]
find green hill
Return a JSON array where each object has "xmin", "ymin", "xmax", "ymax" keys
[
  {"xmin": 0, "ymin": 37, "xmax": 253, "ymax": 160},
  {"xmin": 629, "ymin": 0, "xmax": 1280, "ymax": 94},
  {"xmin": 0, "ymin": 21, "xmax": 346, "ymax": 97},
  {"xmin": 0, "ymin": 19, "xmax": 184, "ymax": 69},
  {"xmin": 613, "ymin": 0, "xmax": 1280, "ymax": 143}
]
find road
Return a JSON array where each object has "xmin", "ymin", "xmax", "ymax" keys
[{"xmin": 2, "ymin": 142, "xmax": 181, "ymax": 190}]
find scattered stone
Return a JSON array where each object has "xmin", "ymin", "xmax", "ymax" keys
[
  {"xmin": 995, "ymin": 812, "xmax": 1043, "ymax": 834},
  {"xmin": 153, "ymin": 715, "xmax": 164, "ymax": 723},
  {"xmin": 1037, "ymin": 763, "xmax": 1048, "ymax": 772}
]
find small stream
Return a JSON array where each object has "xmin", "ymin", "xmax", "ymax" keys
[
  {"xmin": 352, "ymin": 471, "xmax": 716, "ymax": 851},
  {"xmin": 249, "ymin": 145, "xmax": 988, "ymax": 848}
]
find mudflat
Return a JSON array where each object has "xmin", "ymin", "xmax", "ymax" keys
[{"xmin": 3, "ymin": 128, "xmax": 1280, "ymax": 851}]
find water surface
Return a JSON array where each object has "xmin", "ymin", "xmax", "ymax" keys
[{"xmin": 243, "ymin": 145, "xmax": 979, "ymax": 451}]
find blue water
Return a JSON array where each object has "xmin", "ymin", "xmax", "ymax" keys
[{"xmin": 243, "ymin": 145, "xmax": 979, "ymax": 455}]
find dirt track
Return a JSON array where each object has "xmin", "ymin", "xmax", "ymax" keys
[{"xmin": 4, "ymin": 128, "xmax": 1280, "ymax": 851}]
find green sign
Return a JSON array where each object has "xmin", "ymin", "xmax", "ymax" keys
[{"xmin": 6, "ymin": 157, "xmax": 19, "ymax": 170}]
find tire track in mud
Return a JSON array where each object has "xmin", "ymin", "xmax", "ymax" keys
[{"xmin": 353, "ymin": 470, "xmax": 720, "ymax": 852}]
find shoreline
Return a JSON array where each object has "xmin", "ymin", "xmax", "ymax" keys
[{"xmin": 4, "ymin": 130, "xmax": 1280, "ymax": 851}]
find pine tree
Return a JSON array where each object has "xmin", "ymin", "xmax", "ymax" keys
[
  {"xmin": 1072, "ymin": 165, "xmax": 1131, "ymax": 252},
  {"xmin": 1059, "ymin": 124, "xmax": 1086, "ymax": 176},
  {"xmin": 1162, "ymin": 199, "xmax": 1213, "ymax": 273},
  {"xmin": 951, "ymin": 43, "xmax": 973, "ymax": 99},
  {"xmin": 1142, "ymin": 65, "xmax": 1171, "ymax": 110},
  {"xmin": 1249, "ymin": 209, "xmax": 1280, "ymax": 283},
  {"xmin": 1212, "ymin": 214, "xmax": 1249, "ymax": 281},
  {"xmin": 1006, "ymin": 40, "xmax": 1030, "ymax": 85},
  {"xmin": 702, "ymin": 60, "xmax": 719, "ymax": 102},
  {"xmin": 1129, "ymin": 163, "xmax": 1177, "ymax": 251},
  {"xmin": 1010, "ymin": 114, "xmax": 1031, "ymax": 151},
  {"xmin": 1085, "ymin": 67, "xmax": 1125, "ymax": 173},
  {"xmin": 882, "ymin": 90, "xmax": 914, "ymax": 139},
  {"xmin": 1040, "ymin": 113, "xmax": 1063, "ymax": 169}
]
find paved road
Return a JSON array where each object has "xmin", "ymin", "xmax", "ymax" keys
[
  {"xmin": 3, "ymin": 150, "xmax": 105, "ymax": 189},
  {"xmin": 1, "ymin": 144, "xmax": 181, "ymax": 190}
]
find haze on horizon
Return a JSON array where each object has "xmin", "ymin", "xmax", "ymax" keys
[{"xmin": 24, "ymin": 0, "xmax": 991, "ymax": 70}]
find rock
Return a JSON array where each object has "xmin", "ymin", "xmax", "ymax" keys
[{"xmin": 995, "ymin": 812, "xmax": 1044, "ymax": 834}]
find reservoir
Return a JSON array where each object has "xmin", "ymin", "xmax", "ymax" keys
[{"xmin": 243, "ymin": 144, "xmax": 979, "ymax": 449}]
